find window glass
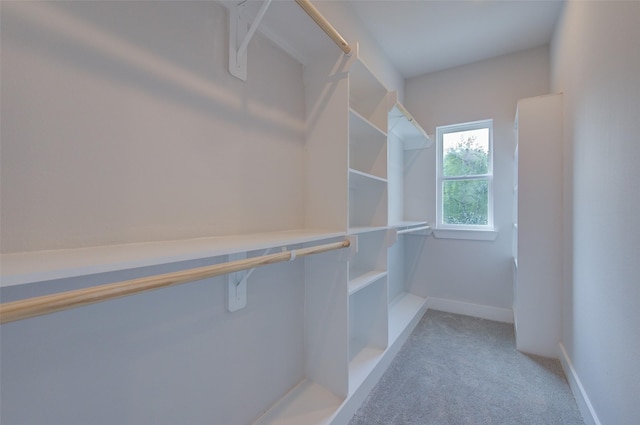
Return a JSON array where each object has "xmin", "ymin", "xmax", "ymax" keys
[
  {"xmin": 442, "ymin": 179, "xmax": 489, "ymax": 225},
  {"xmin": 436, "ymin": 120, "xmax": 493, "ymax": 229},
  {"xmin": 442, "ymin": 128, "xmax": 489, "ymax": 176}
]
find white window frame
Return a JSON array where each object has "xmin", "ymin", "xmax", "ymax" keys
[{"xmin": 434, "ymin": 119, "xmax": 497, "ymax": 241}]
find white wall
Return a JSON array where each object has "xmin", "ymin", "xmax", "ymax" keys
[
  {"xmin": 1, "ymin": 256, "xmax": 306, "ymax": 425},
  {"xmin": 1, "ymin": 1, "xmax": 305, "ymax": 253},
  {"xmin": 0, "ymin": 2, "xmax": 309, "ymax": 424},
  {"xmin": 551, "ymin": 2, "xmax": 640, "ymax": 424},
  {"xmin": 403, "ymin": 46, "xmax": 550, "ymax": 316}
]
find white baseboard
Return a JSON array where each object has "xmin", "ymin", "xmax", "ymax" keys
[
  {"xmin": 558, "ymin": 343, "xmax": 601, "ymax": 425},
  {"xmin": 425, "ymin": 297, "xmax": 514, "ymax": 323}
]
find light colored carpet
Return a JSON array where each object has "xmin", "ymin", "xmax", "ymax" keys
[{"xmin": 349, "ymin": 309, "xmax": 584, "ymax": 425}]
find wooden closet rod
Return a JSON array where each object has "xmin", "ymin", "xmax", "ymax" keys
[
  {"xmin": 295, "ymin": 0, "xmax": 352, "ymax": 55},
  {"xmin": 0, "ymin": 239, "xmax": 350, "ymax": 325}
]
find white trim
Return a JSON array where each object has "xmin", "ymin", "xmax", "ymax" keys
[
  {"xmin": 426, "ymin": 297, "xmax": 514, "ymax": 323},
  {"xmin": 558, "ymin": 343, "xmax": 601, "ymax": 425},
  {"xmin": 432, "ymin": 228, "xmax": 498, "ymax": 241}
]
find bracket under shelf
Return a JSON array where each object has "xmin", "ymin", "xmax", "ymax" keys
[{"xmin": 229, "ymin": 0, "xmax": 273, "ymax": 81}]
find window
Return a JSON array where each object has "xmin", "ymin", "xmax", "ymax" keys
[{"xmin": 435, "ymin": 120, "xmax": 495, "ymax": 239}]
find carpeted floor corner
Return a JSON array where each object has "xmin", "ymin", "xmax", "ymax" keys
[{"xmin": 349, "ymin": 309, "xmax": 584, "ymax": 425}]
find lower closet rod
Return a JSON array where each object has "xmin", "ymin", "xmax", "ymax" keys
[{"xmin": 0, "ymin": 239, "xmax": 350, "ymax": 325}]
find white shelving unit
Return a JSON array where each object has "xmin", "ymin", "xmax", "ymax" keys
[
  {"xmin": 0, "ymin": 2, "xmax": 440, "ymax": 425},
  {"xmin": 347, "ymin": 58, "xmax": 389, "ymax": 234},
  {"xmin": 387, "ymin": 92, "xmax": 432, "ymax": 230},
  {"xmin": 1, "ymin": 45, "xmax": 435, "ymax": 425},
  {"xmin": 347, "ymin": 229, "xmax": 388, "ymax": 381},
  {"xmin": 254, "ymin": 46, "xmax": 434, "ymax": 425},
  {"xmin": 386, "ymin": 94, "xmax": 431, "ymax": 348},
  {"xmin": 346, "ymin": 56, "xmax": 389, "ymax": 403},
  {"xmin": 513, "ymin": 94, "xmax": 563, "ymax": 358}
]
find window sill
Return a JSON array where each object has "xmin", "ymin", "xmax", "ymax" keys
[{"xmin": 432, "ymin": 228, "xmax": 498, "ymax": 241}]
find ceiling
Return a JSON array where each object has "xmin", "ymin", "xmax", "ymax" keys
[{"xmin": 256, "ymin": 0, "xmax": 565, "ymax": 79}]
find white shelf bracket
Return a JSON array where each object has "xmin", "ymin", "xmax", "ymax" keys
[
  {"xmin": 227, "ymin": 247, "xmax": 274, "ymax": 312},
  {"xmin": 229, "ymin": 0, "xmax": 273, "ymax": 81},
  {"xmin": 227, "ymin": 252, "xmax": 248, "ymax": 312}
]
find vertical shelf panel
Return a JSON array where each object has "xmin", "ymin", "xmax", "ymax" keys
[{"xmin": 513, "ymin": 94, "xmax": 563, "ymax": 358}]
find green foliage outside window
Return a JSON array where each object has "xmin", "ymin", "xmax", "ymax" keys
[{"xmin": 442, "ymin": 134, "xmax": 489, "ymax": 225}]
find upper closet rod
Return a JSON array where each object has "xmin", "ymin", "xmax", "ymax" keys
[
  {"xmin": 0, "ymin": 239, "xmax": 350, "ymax": 325},
  {"xmin": 295, "ymin": 0, "xmax": 352, "ymax": 55}
]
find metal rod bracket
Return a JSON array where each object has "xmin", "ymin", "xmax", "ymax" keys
[{"xmin": 229, "ymin": 0, "xmax": 273, "ymax": 81}]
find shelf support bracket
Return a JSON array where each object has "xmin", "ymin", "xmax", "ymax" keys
[
  {"xmin": 227, "ymin": 247, "xmax": 275, "ymax": 312},
  {"xmin": 229, "ymin": 0, "xmax": 273, "ymax": 81},
  {"xmin": 227, "ymin": 252, "xmax": 248, "ymax": 312}
]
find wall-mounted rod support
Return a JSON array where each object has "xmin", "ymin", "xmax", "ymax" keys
[
  {"xmin": 229, "ymin": 0, "xmax": 273, "ymax": 80},
  {"xmin": 0, "ymin": 239, "xmax": 350, "ymax": 324},
  {"xmin": 295, "ymin": 0, "xmax": 352, "ymax": 55},
  {"xmin": 237, "ymin": 0, "xmax": 273, "ymax": 60},
  {"xmin": 227, "ymin": 246, "xmax": 273, "ymax": 312}
]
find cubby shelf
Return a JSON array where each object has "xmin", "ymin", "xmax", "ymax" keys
[
  {"xmin": 348, "ymin": 270, "xmax": 387, "ymax": 295},
  {"xmin": 348, "ymin": 179, "xmax": 387, "ymax": 229},
  {"xmin": 387, "ymin": 96, "xmax": 431, "ymax": 230},
  {"xmin": 348, "ymin": 169, "xmax": 387, "ymax": 186},
  {"xmin": 348, "ymin": 275, "xmax": 388, "ymax": 389},
  {"xmin": 349, "ymin": 110, "xmax": 387, "ymax": 180},
  {"xmin": 348, "ymin": 341, "xmax": 385, "ymax": 393},
  {"xmin": 388, "ymin": 292, "xmax": 427, "ymax": 344}
]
